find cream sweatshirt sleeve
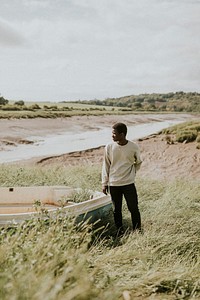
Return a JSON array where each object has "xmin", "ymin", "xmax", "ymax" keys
[
  {"xmin": 101, "ymin": 144, "xmax": 111, "ymax": 187},
  {"xmin": 133, "ymin": 144, "xmax": 142, "ymax": 172}
]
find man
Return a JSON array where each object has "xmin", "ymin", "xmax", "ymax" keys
[{"xmin": 102, "ymin": 122, "xmax": 142, "ymax": 234}]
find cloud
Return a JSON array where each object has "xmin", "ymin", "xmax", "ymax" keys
[
  {"xmin": 0, "ymin": 19, "xmax": 27, "ymax": 47},
  {"xmin": 0, "ymin": 0, "xmax": 200, "ymax": 101}
]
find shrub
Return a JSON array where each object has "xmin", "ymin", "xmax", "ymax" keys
[
  {"xmin": 14, "ymin": 100, "xmax": 25, "ymax": 106},
  {"xmin": 43, "ymin": 105, "xmax": 59, "ymax": 110},
  {"xmin": 0, "ymin": 96, "xmax": 8, "ymax": 105},
  {"xmin": 28, "ymin": 104, "xmax": 41, "ymax": 110},
  {"xmin": 176, "ymin": 130, "xmax": 198, "ymax": 143}
]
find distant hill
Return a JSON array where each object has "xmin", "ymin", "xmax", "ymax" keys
[{"xmin": 75, "ymin": 91, "xmax": 200, "ymax": 113}]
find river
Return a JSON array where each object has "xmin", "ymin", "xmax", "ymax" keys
[{"xmin": 0, "ymin": 118, "xmax": 186, "ymax": 163}]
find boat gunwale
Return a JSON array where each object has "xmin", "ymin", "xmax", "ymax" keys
[{"xmin": 0, "ymin": 189, "xmax": 111, "ymax": 218}]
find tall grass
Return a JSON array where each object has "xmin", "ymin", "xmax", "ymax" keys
[
  {"xmin": 162, "ymin": 121, "xmax": 200, "ymax": 146},
  {"xmin": 0, "ymin": 164, "xmax": 200, "ymax": 299}
]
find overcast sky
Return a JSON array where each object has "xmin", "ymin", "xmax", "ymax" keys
[{"xmin": 0, "ymin": 0, "xmax": 200, "ymax": 102}]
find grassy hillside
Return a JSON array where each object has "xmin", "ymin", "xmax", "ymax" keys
[
  {"xmin": 0, "ymin": 164, "xmax": 200, "ymax": 299},
  {"xmin": 78, "ymin": 91, "xmax": 200, "ymax": 113}
]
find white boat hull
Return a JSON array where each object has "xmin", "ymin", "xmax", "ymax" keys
[{"xmin": 0, "ymin": 186, "xmax": 112, "ymax": 226}]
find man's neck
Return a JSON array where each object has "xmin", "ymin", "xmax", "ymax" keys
[{"xmin": 117, "ymin": 139, "xmax": 128, "ymax": 146}]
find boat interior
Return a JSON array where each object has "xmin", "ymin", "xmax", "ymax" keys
[
  {"xmin": 0, "ymin": 203, "xmax": 61, "ymax": 214},
  {"xmin": 0, "ymin": 186, "xmax": 76, "ymax": 215}
]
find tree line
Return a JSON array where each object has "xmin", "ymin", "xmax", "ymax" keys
[
  {"xmin": 75, "ymin": 91, "xmax": 200, "ymax": 112},
  {"xmin": 1, "ymin": 91, "xmax": 200, "ymax": 113}
]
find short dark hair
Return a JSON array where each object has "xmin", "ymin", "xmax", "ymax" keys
[{"xmin": 112, "ymin": 123, "xmax": 127, "ymax": 136}]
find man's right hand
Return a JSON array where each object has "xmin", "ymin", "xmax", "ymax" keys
[{"xmin": 102, "ymin": 185, "xmax": 108, "ymax": 195}]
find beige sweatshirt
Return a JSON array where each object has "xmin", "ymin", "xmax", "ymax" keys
[{"xmin": 102, "ymin": 140, "xmax": 142, "ymax": 187}]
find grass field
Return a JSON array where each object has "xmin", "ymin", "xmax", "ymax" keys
[{"xmin": 0, "ymin": 164, "xmax": 200, "ymax": 299}]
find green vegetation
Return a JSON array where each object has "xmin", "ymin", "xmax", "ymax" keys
[
  {"xmin": 0, "ymin": 164, "xmax": 200, "ymax": 299},
  {"xmin": 0, "ymin": 96, "xmax": 8, "ymax": 106},
  {"xmin": 77, "ymin": 91, "xmax": 200, "ymax": 113},
  {"xmin": 162, "ymin": 121, "xmax": 200, "ymax": 148},
  {"xmin": 0, "ymin": 91, "xmax": 200, "ymax": 118},
  {"xmin": 0, "ymin": 108, "xmax": 122, "ymax": 119},
  {"xmin": 0, "ymin": 98, "xmax": 124, "ymax": 119},
  {"xmin": 0, "ymin": 106, "xmax": 130, "ymax": 119}
]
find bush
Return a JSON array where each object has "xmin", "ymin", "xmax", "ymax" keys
[
  {"xmin": 43, "ymin": 105, "xmax": 58, "ymax": 110},
  {"xmin": 176, "ymin": 130, "xmax": 198, "ymax": 143},
  {"xmin": 14, "ymin": 100, "xmax": 25, "ymax": 106},
  {"xmin": 0, "ymin": 96, "xmax": 8, "ymax": 105},
  {"xmin": 29, "ymin": 104, "xmax": 41, "ymax": 110}
]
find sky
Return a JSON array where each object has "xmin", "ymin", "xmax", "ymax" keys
[{"xmin": 0, "ymin": 0, "xmax": 200, "ymax": 102}]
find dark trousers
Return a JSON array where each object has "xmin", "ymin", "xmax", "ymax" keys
[{"xmin": 109, "ymin": 183, "xmax": 141, "ymax": 231}]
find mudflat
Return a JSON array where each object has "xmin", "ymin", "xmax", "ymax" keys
[
  {"xmin": 0, "ymin": 113, "xmax": 199, "ymax": 181},
  {"xmin": 0, "ymin": 113, "xmax": 192, "ymax": 141}
]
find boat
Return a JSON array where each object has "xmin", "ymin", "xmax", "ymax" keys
[{"xmin": 0, "ymin": 186, "xmax": 112, "ymax": 227}]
